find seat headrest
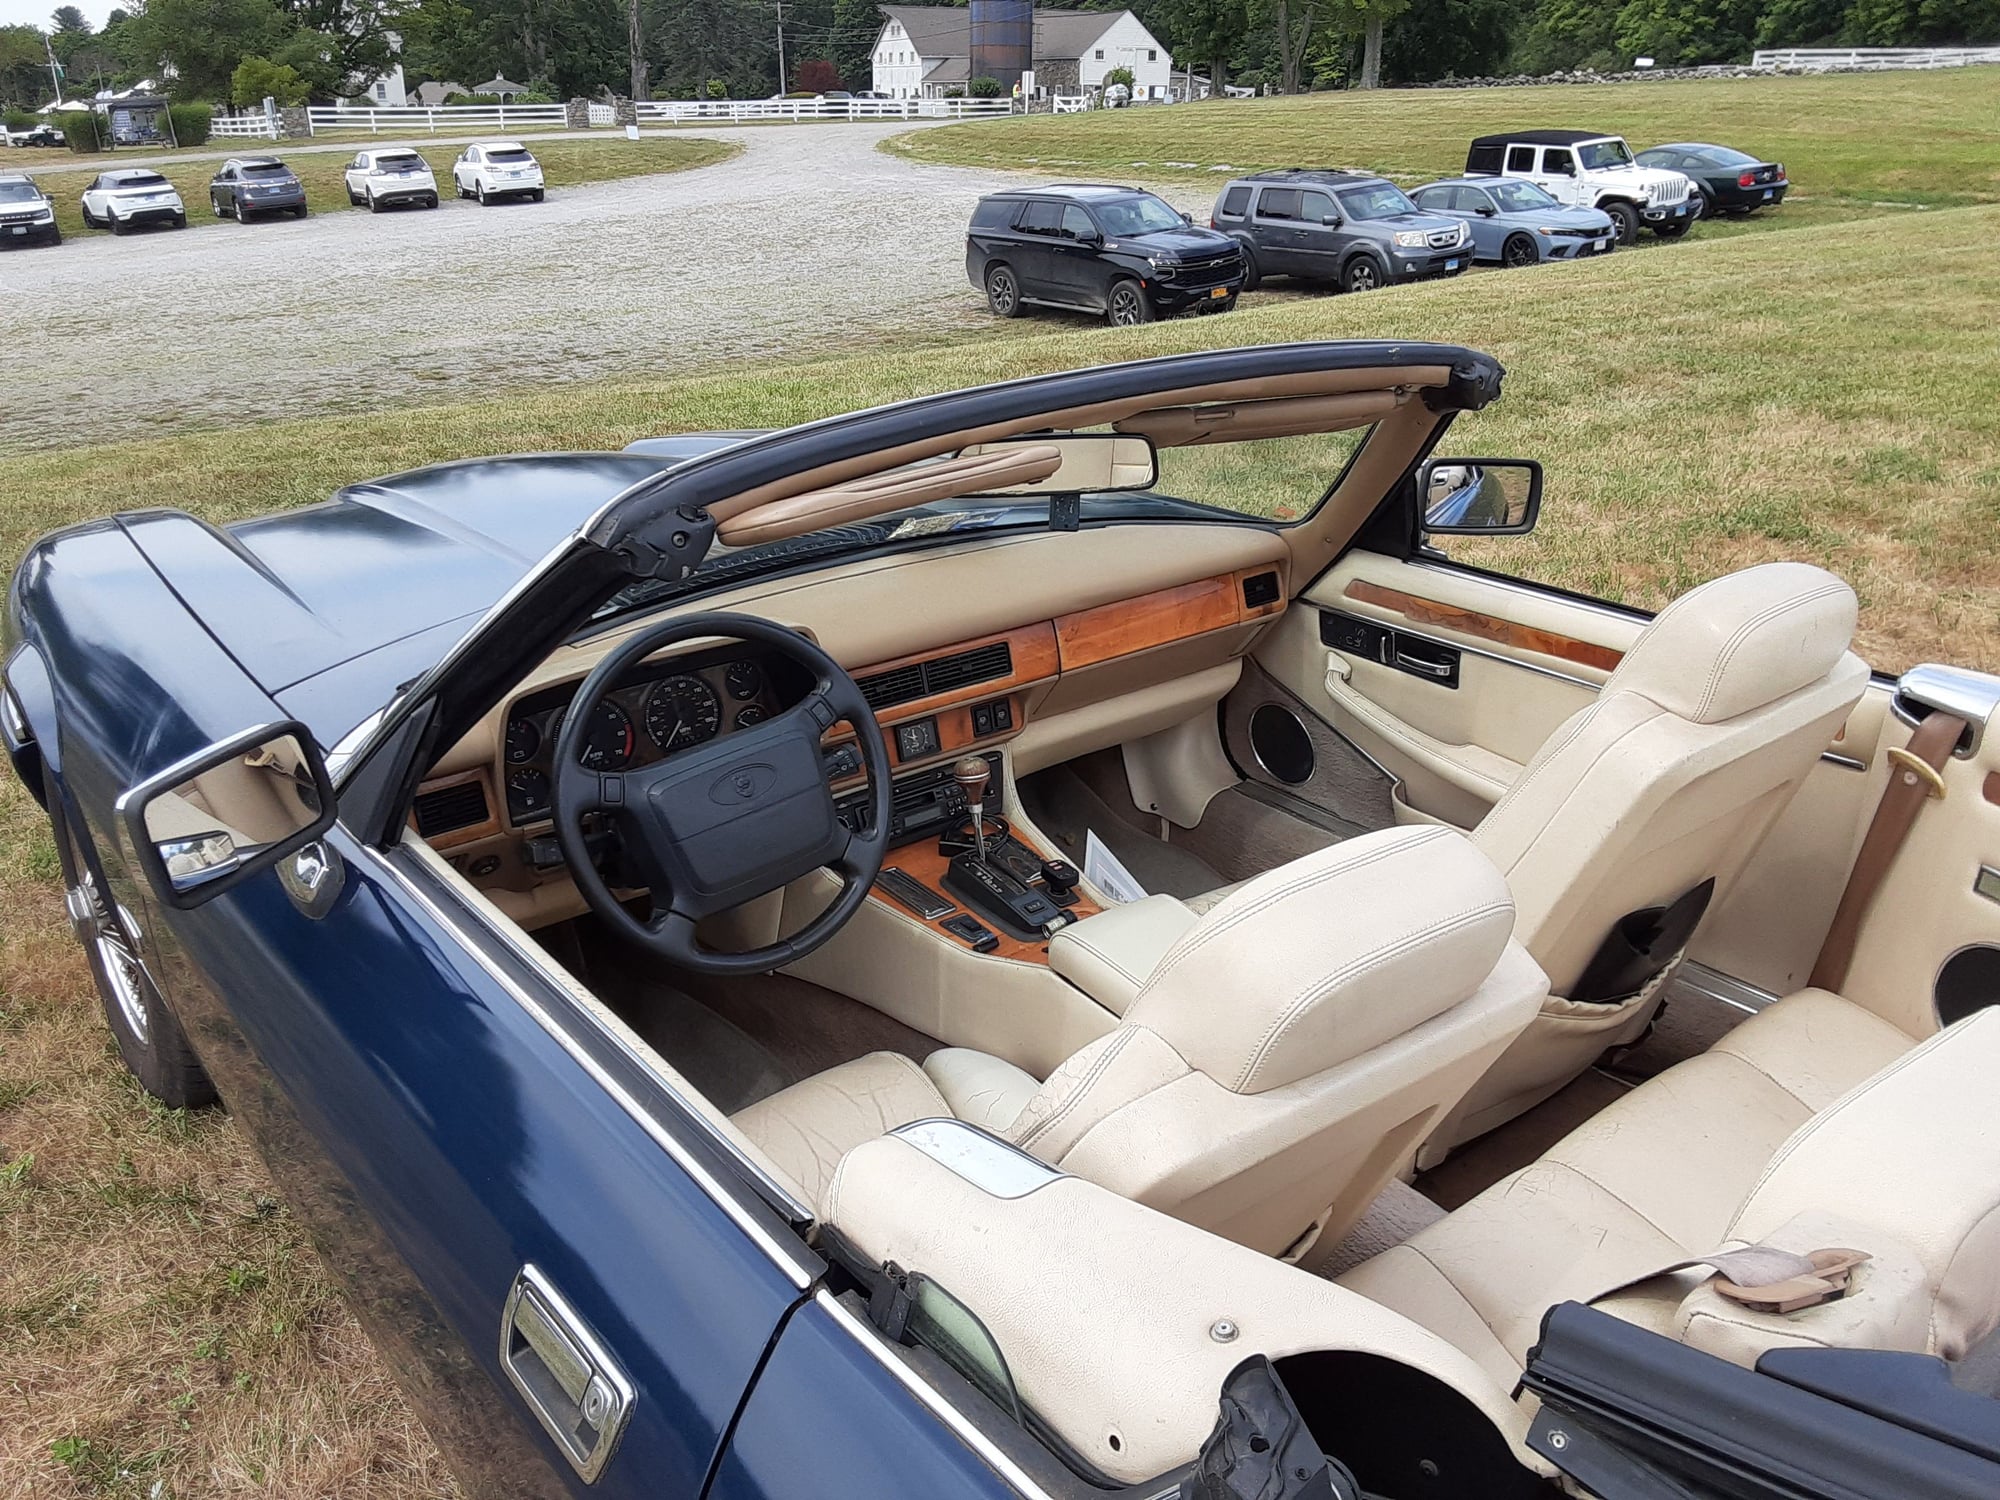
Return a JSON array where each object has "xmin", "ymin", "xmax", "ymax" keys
[
  {"xmin": 1128, "ymin": 826, "xmax": 1515, "ymax": 1094},
  {"xmin": 1611, "ymin": 563, "xmax": 1857, "ymax": 725}
]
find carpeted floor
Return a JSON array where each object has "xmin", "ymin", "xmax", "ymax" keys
[
  {"xmin": 1316, "ymin": 1180, "xmax": 1447, "ymax": 1280},
  {"xmin": 548, "ymin": 917, "xmax": 941, "ymax": 1114}
]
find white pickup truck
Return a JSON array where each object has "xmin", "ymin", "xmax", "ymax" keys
[{"xmin": 1464, "ymin": 130, "xmax": 1696, "ymax": 245}]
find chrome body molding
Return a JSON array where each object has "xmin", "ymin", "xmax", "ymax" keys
[{"xmin": 1892, "ymin": 663, "xmax": 2000, "ymax": 758}]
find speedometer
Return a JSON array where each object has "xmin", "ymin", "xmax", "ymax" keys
[
  {"xmin": 645, "ymin": 675, "xmax": 722, "ymax": 753},
  {"xmin": 553, "ymin": 701, "xmax": 635, "ymax": 770}
]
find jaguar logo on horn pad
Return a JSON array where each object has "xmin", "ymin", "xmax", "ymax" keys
[{"xmin": 710, "ymin": 762, "xmax": 778, "ymax": 805}]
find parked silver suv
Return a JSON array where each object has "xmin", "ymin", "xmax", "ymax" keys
[{"xmin": 1209, "ymin": 170, "xmax": 1470, "ymax": 294}]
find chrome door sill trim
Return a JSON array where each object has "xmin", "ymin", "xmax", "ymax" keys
[{"xmin": 1667, "ymin": 959, "xmax": 1780, "ymax": 1016}]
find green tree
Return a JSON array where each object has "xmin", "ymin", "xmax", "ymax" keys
[
  {"xmin": 119, "ymin": 0, "xmax": 294, "ymax": 99},
  {"xmin": 231, "ymin": 52, "xmax": 308, "ymax": 102},
  {"xmin": 1378, "ymin": 0, "xmax": 1526, "ymax": 81},
  {"xmin": 1323, "ymin": 0, "xmax": 1411, "ymax": 86},
  {"xmin": 273, "ymin": 0, "xmax": 396, "ymax": 96},
  {"xmin": 1613, "ymin": 0, "xmax": 1764, "ymax": 64},
  {"xmin": 0, "ymin": 24, "xmax": 53, "ymax": 107},
  {"xmin": 1262, "ymin": 0, "xmax": 1319, "ymax": 92},
  {"xmin": 1153, "ymin": 0, "xmax": 1251, "ymax": 90}
]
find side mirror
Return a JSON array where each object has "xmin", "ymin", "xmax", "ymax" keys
[
  {"xmin": 1477, "ymin": 204, "xmax": 1497, "ymax": 216},
  {"xmin": 120, "ymin": 722, "xmax": 337, "ymax": 908},
  {"xmin": 1077, "ymin": 228, "xmax": 1103, "ymax": 245},
  {"xmin": 1180, "ymin": 209, "xmax": 1193, "ymax": 224},
  {"xmin": 1418, "ymin": 458, "xmax": 1543, "ymax": 536},
  {"xmin": 1321, "ymin": 212, "xmax": 1342, "ymax": 226}
]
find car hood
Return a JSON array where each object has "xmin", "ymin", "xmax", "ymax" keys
[
  {"xmin": 1377, "ymin": 211, "xmax": 1464, "ymax": 234},
  {"xmin": 1106, "ymin": 226, "xmax": 1237, "ymax": 259},
  {"xmin": 1502, "ymin": 204, "xmax": 1611, "ymax": 225}
]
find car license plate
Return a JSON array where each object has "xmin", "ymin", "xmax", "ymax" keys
[
  {"xmin": 8, "ymin": 225, "xmax": 24, "ymax": 236},
  {"xmin": 1208, "ymin": 287, "xmax": 1227, "ymax": 299},
  {"xmin": 1763, "ymin": 189, "xmax": 1774, "ymax": 199},
  {"xmin": 1445, "ymin": 259, "xmax": 1460, "ymax": 271},
  {"xmin": 1594, "ymin": 239, "xmax": 1608, "ymax": 251}
]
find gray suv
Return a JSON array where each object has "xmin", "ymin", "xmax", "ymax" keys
[{"xmin": 1209, "ymin": 169, "xmax": 1471, "ymax": 294}]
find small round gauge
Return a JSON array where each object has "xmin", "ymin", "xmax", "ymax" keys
[
  {"xmin": 645, "ymin": 674, "xmax": 722, "ymax": 753},
  {"xmin": 506, "ymin": 768, "xmax": 551, "ymax": 822},
  {"xmin": 724, "ymin": 660, "xmax": 763, "ymax": 701},
  {"xmin": 552, "ymin": 701, "xmax": 635, "ymax": 770},
  {"xmin": 734, "ymin": 705, "xmax": 768, "ymax": 730},
  {"xmin": 504, "ymin": 716, "xmax": 541, "ymax": 765}
]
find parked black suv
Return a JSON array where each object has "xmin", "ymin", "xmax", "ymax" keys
[
  {"xmin": 1210, "ymin": 170, "xmax": 1471, "ymax": 293},
  {"xmin": 967, "ymin": 184, "xmax": 1246, "ymax": 327}
]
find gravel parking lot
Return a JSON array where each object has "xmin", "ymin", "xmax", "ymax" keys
[{"xmin": 0, "ymin": 123, "xmax": 1045, "ymax": 454}]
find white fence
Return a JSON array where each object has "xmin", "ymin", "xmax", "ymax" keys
[
  {"xmin": 631, "ymin": 96, "xmax": 1012, "ymax": 123},
  {"xmin": 1752, "ymin": 46, "xmax": 2000, "ymax": 69},
  {"xmin": 1052, "ymin": 93, "xmax": 1092, "ymax": 113},
  {"xmin": 306, "ymin": 103, "xmax": 568, "ymax": 134},
  {"xmin": 210, "ymin": 110, "xmax": 281, "ymax": 140}
]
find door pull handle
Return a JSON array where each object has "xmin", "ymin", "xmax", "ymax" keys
[
  {"xmin": 500, "ymin": 1265, "xmax": 634, "ymax": 1481},
  {"xmin": 1394, "ymin": 649, "xmax": 1455, "ymax": 678}
]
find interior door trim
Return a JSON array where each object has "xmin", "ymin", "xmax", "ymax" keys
[{"xmin": 1343, "ymin": 578, "xmax": 1625, "ymax": 674}]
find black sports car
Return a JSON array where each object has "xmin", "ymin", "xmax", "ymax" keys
[{"xmin": 1637, "ymin": 143, "xmax": 1788, "ymax": 217}]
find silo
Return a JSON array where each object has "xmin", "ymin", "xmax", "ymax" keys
[{"xmin": 969, "ymin": 0, "xmax": 1032, "ymax": 92}]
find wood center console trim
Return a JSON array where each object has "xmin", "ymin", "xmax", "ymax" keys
[
  {"xmin": 1342, "ymin": 578, "xmax": 1625, "ymax": 674},
  {"xmin": 872, "ymin": 831, "xmax": 1101, "ymax": 963}
]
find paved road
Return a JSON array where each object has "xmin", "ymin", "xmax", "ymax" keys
[{"xmin": 0, "ymin": 122, "xmax": 1054, "ymax": 454}]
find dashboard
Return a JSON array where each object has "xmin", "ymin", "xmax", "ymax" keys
[{"xmin": 500, "ymin": 646, "xmax": 804, "ymax": 826}]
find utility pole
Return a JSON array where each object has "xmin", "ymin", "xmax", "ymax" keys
[
  {"xmin": 776, "ymin": 0, "xmax": 786, "ymax": 92},
  {"xmin": 628, "ymin": 0, "xmax": 648, "ymax": 100},
  {"xmin": 45, "ymin": 32, "xmax": 65, "ymax": 101}
]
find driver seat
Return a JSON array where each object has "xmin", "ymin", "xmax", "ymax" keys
[{"xmin": 732, "ymin": 825, "xmax": 1548, "ymax": 1257}]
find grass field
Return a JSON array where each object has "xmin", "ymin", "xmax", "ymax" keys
[
  {"xmin": 12, "ymin": 136, "xmax": 737, "ymax": 240},
  {"xmin": 3, "ymin": 72, "xmax": 2000, "ymax": 1498},
  {"xmin": 895, "ymin": 68, "xmax": 2000, "ymax": 216}
]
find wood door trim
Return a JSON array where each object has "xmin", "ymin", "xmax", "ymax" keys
[{"xmin": 1343, "ymin": 579, "xmax": 1625, "ymax": 674}]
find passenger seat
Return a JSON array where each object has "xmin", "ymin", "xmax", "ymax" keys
[{"xmin": 1338, "ymin": 988, "xmax": 1941, "ymax": 1391}]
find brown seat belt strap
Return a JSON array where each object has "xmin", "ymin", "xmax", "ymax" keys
[{"xmin": 1809, "ymin": 710, "xmax": 1967, "ymax": 993}]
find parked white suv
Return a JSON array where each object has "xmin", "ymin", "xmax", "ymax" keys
[
  {"xmin": 0, "ymin": 172, "xmax": 60, "ymax": 247},
  {"xmin": 79, "ymin": 167, "xmax": 187, "ymax": 234},
  {"xmin": 343, "ymin": 148, "xmax": 440, "ymax": 212},
  {"xmin": 1464, "ymin": 130, "xmax": 1695, "ymax": 245},
  {"xmin": 452, "ymin": 142, "xmax": 544, "ymax": 206}
]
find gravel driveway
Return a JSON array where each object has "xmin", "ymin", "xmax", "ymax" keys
[{"xmin": 0, "ymin": 123, "xmax": 1053, "ymax": 454}]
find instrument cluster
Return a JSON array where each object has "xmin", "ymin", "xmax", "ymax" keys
[{"xmin": 501, "ymin": 650, "xmax": 793, "ymax": 826}]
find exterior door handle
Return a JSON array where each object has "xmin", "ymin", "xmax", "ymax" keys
[{"xmin": 500, "ymin": 1265, "xmax": 635, "ymax": 1481}]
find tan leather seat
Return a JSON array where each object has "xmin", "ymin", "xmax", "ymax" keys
[
  {"xmin": 734, "ymin": 825, "xmax": 1549, "ymax": 1255},
  {"xmin": 1338, "ymin": 988, "xmax": 1935, "ymax": 1388}
]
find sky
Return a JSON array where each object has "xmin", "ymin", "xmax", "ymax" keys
[{"xmin": 2, "ymin": 0, "xmax": 118, "ymax": 33}]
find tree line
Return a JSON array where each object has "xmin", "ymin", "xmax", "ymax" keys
[{"xmin": 3, "ymin": 0, "xmax": 1996, "ymax": 112}]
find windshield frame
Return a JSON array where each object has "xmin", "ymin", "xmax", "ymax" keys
[
  {"xmin": 1092, "ymin": 192, "xmax": 1185, "ymax": 238},
  {"xmin": 1337, "ymin": 182, "xmax": 1421, "ymax": 221},
  {"xmin": 1577, "ymin": 139, "xmax": 1635, "ymax": 171},
  {"xmin": 1487, "ymin": 179, "xmax": 1560, "ymax": 212}
]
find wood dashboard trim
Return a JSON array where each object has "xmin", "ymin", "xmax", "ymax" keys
[
  {"xmin": 851, "ymin": 621, "xmax": 1061, "ymax": 725},
  {"xmin": 1054, "ymin": 566, "xmax": 1283, "ymax": 671},
  {"xmin": 1343, "ymin": 579, "xmax": 1625, "ymax": 674}
]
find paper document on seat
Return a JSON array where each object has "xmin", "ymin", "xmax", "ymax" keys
[{"xmin": 1084, "ymin": 831, "xmax": 1148, "ymax": 904}]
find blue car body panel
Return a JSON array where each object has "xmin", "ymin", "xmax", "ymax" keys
[{"xmin": 1411, "ymin": 179, "xmax": 1616, "ymax": 263}]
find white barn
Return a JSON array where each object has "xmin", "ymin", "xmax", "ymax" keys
[{"xmin": 871, "ymin": 6, "xmax": 1174, "ymax": 101}]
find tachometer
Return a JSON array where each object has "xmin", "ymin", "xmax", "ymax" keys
[
  {"xmin": 645, "ymin": 675, "xmax": 722, "ymax": 753},
  {"xmin": 553, "ymin": 701, "xmax": 635, "ymax": 770}
]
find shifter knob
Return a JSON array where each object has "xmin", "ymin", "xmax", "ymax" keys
[{"xmin": 953, "ymin": 755, "xmax": 991, "ymax": 808}]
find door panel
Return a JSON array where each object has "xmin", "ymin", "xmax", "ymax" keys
[{"xmin": 1259, "ymin": 548, "xmax": 1891, "ymax": 998}]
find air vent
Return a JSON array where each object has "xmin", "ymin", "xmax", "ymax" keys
[
  {"xmin": 1241, "ymin": 570, "xmax": 1280, "ymax": 609},
  {"xmin": 857, "ymin": 641, "xmax": 1014, "ymax": 712},
  {"xmin": 857, "ymin": 663, "xmax": 927, "ymax": 711},
  {"xmin": 413, "ymin": 780, "xmax": 489, "ymax": 837}
]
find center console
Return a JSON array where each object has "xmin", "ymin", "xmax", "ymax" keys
[{"xmin": 837, "ymin": 752, "xmax": 1099, "ymax": 958}]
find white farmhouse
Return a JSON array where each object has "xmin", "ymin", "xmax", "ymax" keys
[{"xmin": 872, "ymin": 5, "xmax": 1173, "ymax": 101}]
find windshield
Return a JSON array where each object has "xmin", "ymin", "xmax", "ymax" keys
[
  {"xmin": 1337, "ymin": 183, "xmax": 1419, "ymax": 220},
  {"xmin": 1577, "ymin": 139, "xmax": 1634, "ymax": 170},
  {"xmin": 1093, "ymin": 194, "xmax": 1183, "ymax": 237},
  {"xmin": 590, "ymin": 424, "xmax": 1375, "ymax": 623},
  {"xmin": 0, "ymin": 182, "xmax": 42, "ymax": 203},
  {"xmin": 241, "ymin": 162, "xmax": 292, "ymax": 177},
  {"xmin": 1694, "ymin": 145, "xmax": 1757, "ymax": 167},
  {"xmin": 1487, "ymin": 180, "xmax": 1559, "ymax": 212}
]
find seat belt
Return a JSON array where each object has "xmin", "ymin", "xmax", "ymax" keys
[{"xmin": 1808, "ymin": 710, "xmax": 1967, "ymax": 993}]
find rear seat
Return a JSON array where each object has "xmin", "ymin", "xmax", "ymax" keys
[{"xmin": 1338, "ymin": 988, "xmax": 1922, "ymax": 1390}]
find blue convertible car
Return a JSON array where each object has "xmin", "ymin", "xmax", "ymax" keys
[
  {"xmin": 8, "ymin": 343, "xmax": 1999, "ymax": 1499},
  {"xmin": 1410, "ymin": 178, "xmax": 1617, "ymax": 267}
]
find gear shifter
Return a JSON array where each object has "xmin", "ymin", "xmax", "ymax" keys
[
  {"xmin": 938, "ymin": 754, "xmax": 1070, "ymax": 941},
  {"xmin": 954, "ymin": 755, "xmax": 991, "ymax": 864}
]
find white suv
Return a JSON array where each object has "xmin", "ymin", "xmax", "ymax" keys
[
  {"xmin": 0, "ymin": 173, "xmax": 61, "ymax": 247},
  {"xmin": 452, "ymin": 142, "xmax": 545, "ymax": 206},
  {"xmin": 343, "ymin": 148, "xmax": 440, "ymax": 212},
  {"xmin": 1464, "ymin": 131, "xmax": 1694, "ymax": 245},
  {"xmin": 79, "ymin": 167, "xmax": 187, "ymax": 234}
]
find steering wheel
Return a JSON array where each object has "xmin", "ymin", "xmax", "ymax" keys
[{"xmin": 551, "ymin": 613, "xmax": 891, "ymax": 975}]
